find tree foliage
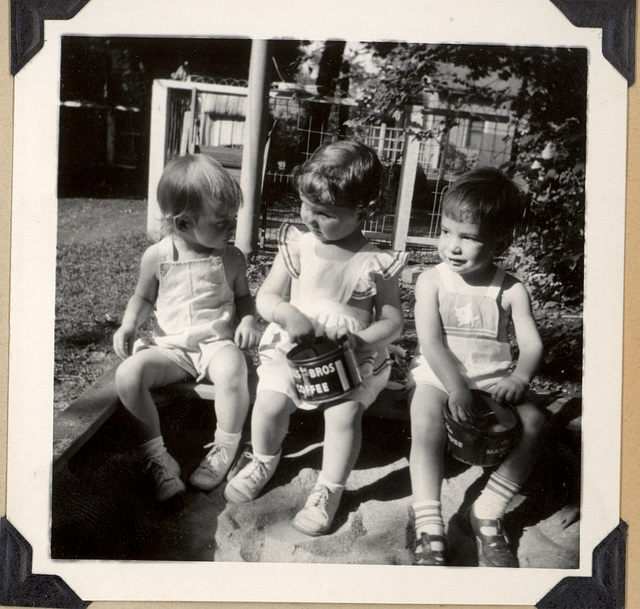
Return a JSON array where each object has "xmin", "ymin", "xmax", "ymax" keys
[{"xmin": 358, "ymin": 43, "xmax": 588, "ymax": 304}]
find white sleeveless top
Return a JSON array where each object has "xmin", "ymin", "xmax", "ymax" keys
[{"xmin": 408, "ymin": 262, "xmax": 513, "ymax": 391}]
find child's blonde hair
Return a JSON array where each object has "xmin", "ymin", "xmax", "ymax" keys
[
  {"xmin": 292, "ymin": 140, "xmax": 382, "ymax": 210},
  {"xmin": 443, "ymin": 167, "xmax": 524, "ymax": 248},
  {"xmin": 157, "ymin": 154, "xmax": 243, "ymax": 235}
]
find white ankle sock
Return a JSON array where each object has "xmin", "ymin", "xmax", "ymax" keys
[
  {"xmin": 141, "ymin": 436, "xmax": 166, "ymax": 459},
  {"xmin": 473, "ymin": 471, "xmax": 521, "ymax": 520},
  {"xmin": 253, "ymin": 451, "xmax": 281, "ymax": 467},
  {"xmin": 317, "ymin": 474, "xmax": 345, "ymax": 494},
  {"xmin": 412, "ymin": 500, "xmax": 445, "ymax": 539},
  {"xmin": 213, "ymin": 428, "xmax": 242, "ymax": 454}
]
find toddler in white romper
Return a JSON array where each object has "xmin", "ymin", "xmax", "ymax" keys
[
  {"xmin": 134, "ymin": 236, "xmax": 237, "ymax": 378},
  {"xmin": 407, "ymin": 167, "xmax": 545, "ymax": 569},
  {"xmin": 113, "ymin": 154, "xmax": 260, "ymax": 503}
]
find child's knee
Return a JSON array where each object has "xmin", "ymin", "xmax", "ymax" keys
[
  {"xmin": 252, "ymin": 391, "xmax": 296, "ymax": 420},
  {"xmin": 410, "ymin": 387, "xmax": 447, "ymax": 432},
  {"xmin": 411, "ymin": 400, "xmax": 443, "ymax": 423},
  {"xmin": 519, "ymin": 404, "xmax": 548, "ymax": 437},
  {"xmin": 207, "ymin": 346, "xmax": 247, "ymax": 389},
  {"xmin": 115, "ymin": 358, "xmax": 144, "ymax": 399},
  {"xmin": 324, "ymin": 400, "xmax": 364, "ymax": 431}
]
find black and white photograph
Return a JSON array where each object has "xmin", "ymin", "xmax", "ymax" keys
[{"xmin": 5, "ymin": 0, "xmax": 628, "ymax": 605}]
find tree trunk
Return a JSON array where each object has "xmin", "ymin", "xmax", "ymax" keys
[{"xmin": 302, "ymin": 41, "xmax": 347, "ymax": 159}]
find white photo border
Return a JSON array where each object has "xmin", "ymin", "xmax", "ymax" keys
[{"xmin": 7, "ymin": 0, "xmax": 626, "ymax": 604}]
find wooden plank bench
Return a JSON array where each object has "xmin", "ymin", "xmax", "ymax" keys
[
  {"xmin": 52, "ymin": 363, "xmax": 407, "ymax": 468},
  {"xmin": 53, "ymin": 361, "xmax": 580, "ymax": 469},
  {"xmin": 53, "ymin": 362, "xmax": 257, "ymax": 468}
]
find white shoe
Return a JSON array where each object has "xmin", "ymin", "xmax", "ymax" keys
[
  {"xmin": 292, "ymin": 483, "xmax": 343, "ymax": 536},
  {"xmin": 143, "ymin": 451, "xmax": 186, "ymax": 503},
  {"xmin": 189, "ymin": 443, "xmax": 236, "ymax": 491},
  {"xmin": 223, "ymin": 451, "xmax": 280, "ymax": 504}
]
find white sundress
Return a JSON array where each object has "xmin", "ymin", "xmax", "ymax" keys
[{"xmin": 257, "ymin": 223, "xmax": 408, "ymax": 409}]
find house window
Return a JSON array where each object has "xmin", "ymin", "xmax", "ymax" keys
[{"xmin": 467, "ymin": 119, "xmax": 484, "ymax": 150}]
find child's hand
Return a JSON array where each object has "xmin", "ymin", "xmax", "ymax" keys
[
  {"xmin": 326, "ymin": 327, "xmax": 366, "ymax": 352},
  {"xmin": 234, "ymin": 317, "xmax": 261, "ymax": 350},
  {"xmin": 448, "ymin": 388, "xmax": 475, "ymax": 425},
  {"xmin": 491, "ymin": 375, "xmax": 528, "ymax": 405},
  {"xmin": 282, "ymin": 310, "xmax": 316, "ymax": 344},
  {"xmin": 113, "ymin": 326, "xmax": 135, "ymax": 359}
]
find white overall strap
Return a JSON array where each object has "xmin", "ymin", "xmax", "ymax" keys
[
  {"xmin": 436, "ymin": 262, "xmax": 457, "ymax": 292},
  {"xmin": 485, "ymin": 267, "xmax": 506, "ymax": 299},
  {"xmin": 158, "ymin": 236, "xmax": 176, "ymax": 262}
]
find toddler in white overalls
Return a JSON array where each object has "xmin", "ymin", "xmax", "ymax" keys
[
  {"xmin": 407, "ymin": 168, "xmax": 546, "ymax": 567},
  {"xmin": 113, "ymin": 154, "xmax": 260, "ymax": 503}
]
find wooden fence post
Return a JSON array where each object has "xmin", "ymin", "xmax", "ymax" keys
[
  {"xmin": 147, "ymin": 79, "xmax": 168, "ymax": 241},
  {"xmin": 393, "ymin": 131, "xmax": 420, "ymax": 251}
]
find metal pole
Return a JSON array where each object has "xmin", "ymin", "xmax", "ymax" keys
[{"xmin": 236, "ymin": 39, "xmax": 271, "ymax": 255}]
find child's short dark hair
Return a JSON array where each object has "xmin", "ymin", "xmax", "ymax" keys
[
  {"xmin": 443, "ymin": 167, "xmax": 524, "ymax": 243},
  {"xmin": 292, "ymin": 140, "xmax": 383, "ymax": 209},
  {"xmin": 157, "ymin": 154, "xmax": 242, "ymax": 235}
]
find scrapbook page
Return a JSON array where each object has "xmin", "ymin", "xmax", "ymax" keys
[{"xmin": 3, "ymin": 0, "xmax": 631, "ymax": 605}]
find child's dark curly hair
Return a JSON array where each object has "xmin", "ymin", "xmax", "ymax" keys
[
  {"xmin": 443, "ymin": 167, "xmax": 525, "ymax": 248},
  {"xmin": 291, "ymin": 140, "xmax": 383, "ymax": 210}
]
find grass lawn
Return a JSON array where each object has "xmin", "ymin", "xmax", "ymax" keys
[
  {"xmin": 55, "ymin": 199, "xmax": 150, "ymax": 411},
  {"xmin": 55, "ymin": 198, "xmax": 582, "ymax": 412}
]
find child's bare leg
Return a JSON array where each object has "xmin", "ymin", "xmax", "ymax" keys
[
  {"xmin": 115, "ymin": 349, "xmax": 189, "ymax": 440},
  {"xmin": 474, "ymin": 401, "xmax": 548, "ymax": 516},
  {"xmin": 409, "ymin": 384, "xmax": 449, "ymax": 565},
  {"xmin": 496, "ymin": 401, "xmax": 548, "ymax": 484},
  {"xmin": 189, "ymin": 345, "xmax": 251, "ymax": 491},
  {"xmin": 410, "ymin": 384, "xmax": 448, "ymax": 502},
  {"xmin": 321, "ymin": 399, "xmax": 365, "ymax": 485},
  {"xmin": 223, "ymin": 390, "xmax": 295, "ymax": 503},
  {"xmin": 292, "ymin": 399, "xmax": 364, "ymax": 536},
  {"xmin": 115, "ymin": 349, "xmax": 190, "ymax": 501},
  {"xmin": 471, "ymin": 400, "xmax": 548, "ymax": 567},
  {"xmin": 251, "ymin": 390, "xmax": 297, "ymax": 456},
  {"xmin": 206, "ymin": 345, "xmax": 250, "ymax": 434}
]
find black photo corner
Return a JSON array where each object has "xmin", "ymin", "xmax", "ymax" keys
[{"xmin": 5, "ymin": 0, "xmax": 635, "ymax": 606}]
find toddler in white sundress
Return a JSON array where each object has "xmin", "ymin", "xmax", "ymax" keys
[
  {"xmin": 113, "ymin": 154, "xmax": 261, "ymax": 503},
  {"xmin": 407, "ymin": 168, "xmax": 546, "ymax": 568},
  {"xmin": 224, "ymin": 141, "xmax": 407, "ymax": 536}
]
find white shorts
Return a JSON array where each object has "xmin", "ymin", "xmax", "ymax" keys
[
  {"xmin": 406, "ymin": 353, "xmax": 509, "ymax": 394},
  {"xmin": 133, "ymin": 336, "xmax": 237, "ymax": 382}
]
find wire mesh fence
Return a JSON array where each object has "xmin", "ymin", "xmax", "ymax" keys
[{"xmin": 159, "ymin": 80, "xmax": 517, "ymax": 256}]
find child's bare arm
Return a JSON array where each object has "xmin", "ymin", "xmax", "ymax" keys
[
  {"xmin": 415, "ymin": 269, "xmax": 474, "ymax": 423},
  {"xmin": 347, "ymin": 275, "xmax": 404, "ymax": 349},
  {"xmin": 230, "ymin": 248, "xmax": 261, "ymax": 349},
  {"xmin": 113, "ymin": 244, "xmax": 159, "ymax": 359},
  {"xmin": 492, "ymin": 280, "xmax": 544, "ymax": 405},
  {"xmin": 257, "ymin": 252, "xmax": 315, "ymax": 344}
]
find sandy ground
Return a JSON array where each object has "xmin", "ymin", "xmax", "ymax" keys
[{"xmin": 52, "ymin": 397, "xmax": 580, "ymax": 568}]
